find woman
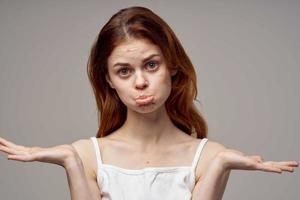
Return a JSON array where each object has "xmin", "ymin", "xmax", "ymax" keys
[{"xmin": 0, "ymin": 6, "xmax": 298, "ymax": 200}]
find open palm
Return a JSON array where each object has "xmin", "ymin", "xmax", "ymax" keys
[
  {"xmin": 219, "ymin": 148, "xmax": 298, "ymax": 173},
  {"xmin": 0, "ymin": 137, "xmax": 77, "ymax": 167}
]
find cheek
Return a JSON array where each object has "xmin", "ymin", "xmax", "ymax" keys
[
  {"xmin": 113, "ymin": 83, "xmax": 130, "ymax": 98},
  {"xmin": 152, "ymin": 70, "xmax": 172, "ymax": 95},
  {"xmin": 111, "ymin": 81, "xmax": 136, "ymax": 107},
  {"xmin": 159, "ymin": 69, "xmax": 172, "ymax": 86}
]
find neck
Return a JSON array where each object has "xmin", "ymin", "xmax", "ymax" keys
[{"xmin": 119, "ymin": 105, "xmax": 178, "ymax": 148}]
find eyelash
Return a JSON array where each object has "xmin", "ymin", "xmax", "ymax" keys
[
  {"xmin": 117, "ymin": 61, "xmax": 159, "ymax": 77},
  {"xmin": 146, "ymin": 61, "xmax": 159, "ymax": 69}
]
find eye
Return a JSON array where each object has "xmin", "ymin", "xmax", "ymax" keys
[
  {"xmin": 117, "ymin": 67, "xmax": 131, "ymax": 77},
  {"xmin": 145, "ymin": 61, "xmax": 159, "ymax": 71}
]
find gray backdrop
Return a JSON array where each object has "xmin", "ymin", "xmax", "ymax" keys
[{"xmin": 0, "ymin": 0, "xmax": 299, "ymax": 199}]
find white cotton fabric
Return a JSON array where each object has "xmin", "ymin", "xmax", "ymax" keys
[{"xmin": 90, "ymin": 136, "xmax": 208, "ymax": 200}]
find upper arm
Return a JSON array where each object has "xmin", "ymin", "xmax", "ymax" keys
[
  {"xmin": 192, "ymin": 140, "xmax": 230, "ymax": 199},
  {"xmin": 195, "ymin": 140, "xmax": 227, "ymax": 182},
  {"xmin": 71, "ymin": 139, "xmax": 102, "ymax": 200},
  {"xmin": 192, "ymin": 166, "xmax": 231, "ymax": 200}
]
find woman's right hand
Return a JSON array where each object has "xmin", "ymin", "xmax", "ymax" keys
[{"xmin": 0, "ymin": 137, "xmax": 79, "ymax": 168}]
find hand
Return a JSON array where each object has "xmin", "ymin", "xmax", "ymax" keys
[
  {"xmin": 0, "ymin": 137, "xmax": 79, "ymax": 168},
  {"xmin": 217, "ymin": 148, "xmax": 298, "ymax": 174}
]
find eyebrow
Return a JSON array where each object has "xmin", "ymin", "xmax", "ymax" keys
[{"xmin": 112, "ymin": 54, "xmax": 161, "ymax": 68}]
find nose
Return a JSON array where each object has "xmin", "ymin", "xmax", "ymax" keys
[{"xmin": 134, "ymin": 73, "xmax": 148, "ymax": 90}]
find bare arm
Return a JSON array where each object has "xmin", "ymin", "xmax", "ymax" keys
[
  {"xmin": 0, "ymin": 137, "xmax": 101, "ymax": 200},
  {"xmin": 191, "ymin": 155, "xmax": 230, "ymax": 200},
  {"xmin": 71, "ymin": 139, "xmax": 102, "ymax": 200},
  {"xmin": 191, "ymin": 141, "xmax": 231, "ymax": 200},
  {"xmin": 192, "ymin": 148, "xmax": 298, "ymax": 200},
  {"xmin": 64, "ymin": 153, "xmax": 101, "ymax": 200}
]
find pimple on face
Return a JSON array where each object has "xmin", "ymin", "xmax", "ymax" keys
[
  {"xmin": 125, "ymin": 46, "xmax": 139, "ymax": 52},
  {"xmin": 121, "ymin": 46, "xmax": 148, "ymax": 60},
  {"xmin": 108, "ymin": 39, "xmax": 161, "ymax": 68},
  {"xmin": 106, "ymin": 39, "xmax": 173, "ymax": 113}
]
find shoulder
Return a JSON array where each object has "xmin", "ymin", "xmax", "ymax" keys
[
  {"xmin": 202, "ymin": 139, "xmax": 227, "ymax": 157},
  {"xmin": 71, "ymin": 138, "xmax": 94, "ymax": 158},
  {"xmin": 71, "ymin": 138, "xmax": 97, "ymax": 178},
  {"xmin": 71, "ymin": 138, "xmax": 102, "ymax": 197},
  {"xmin": 195, "ymin": 138, "xmax": 227, "ymax": 182}
]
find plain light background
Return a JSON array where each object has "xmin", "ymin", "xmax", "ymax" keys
[{"xmin": 0, "ymin": 0, "xmax": 299, "ymax": 199}]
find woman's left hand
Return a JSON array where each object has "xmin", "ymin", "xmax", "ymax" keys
[{"xmin": 217, "ymin": 148, "xmax": 298, "ymax": 173}]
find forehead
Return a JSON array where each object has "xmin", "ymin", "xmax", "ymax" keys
[{"xmin": 108, "ymin": 39, "xmax": 162, "ymax": 65}]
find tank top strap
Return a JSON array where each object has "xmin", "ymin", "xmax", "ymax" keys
[
  {"xmin": 90, "ymin": 136, "xmax": 103, "ymax": 166},
  {"xmin": 191, "ymin": 138, "xmax": 208, "ymax": 172}
]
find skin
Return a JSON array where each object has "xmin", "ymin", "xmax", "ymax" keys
[
  {"xmin": 0, "ymin": 38, "xmax": 298, "ymax": 200},
  {"xmin": 105, "ymin": 38, "xmax": 180, "ymax": 149}
]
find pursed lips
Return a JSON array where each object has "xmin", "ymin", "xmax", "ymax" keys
[{"xmin": 135, "ymin": 95, "xmax": 154, "ymax": 105}]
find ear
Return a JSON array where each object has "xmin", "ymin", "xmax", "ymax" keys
[{"xmin": 105, "ymin": 75, "xmax": 115, "ymax": 89}]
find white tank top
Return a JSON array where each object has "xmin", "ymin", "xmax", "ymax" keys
[{"xmin": 90, "ymin": 136, "xmax": 208, "ymax": 200}]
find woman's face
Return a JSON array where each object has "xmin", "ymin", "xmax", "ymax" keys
[{"xmin": 106, "ymin": 38, "xmax": 176, "ymax": 114}]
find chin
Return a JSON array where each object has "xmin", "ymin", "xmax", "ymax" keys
[
  {"xmin": 134, "ymin": 103, "xmax": 157, "ymax": 113},
  {"xmin": 128, "ymin": 101, "xmax": 164, "ymax": 114}
]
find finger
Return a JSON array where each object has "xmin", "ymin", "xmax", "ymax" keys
[
  {"xmin": 277, "ymin": 165, "xmax": 295, "ymax": 172},
  {"xmin": 0, "ymin": 137, "xmax": 27, "ymax": 151},
  {"xmin": 270, "ymin": 162, "xmax": 298, "ymax": 172},
  {"xmin": 0, "ymin": 145, "xmax": 25, "ymax": 156},
  {"xmin": 257, "ymin": 162, "xmax": 282, "ymax": 173},
  {"xmin": 264, "ymin": 161, "xmax": 298, "ymax": 167},
  {"xmin": 7, "ymin": 154, "xmax": 35, "ymax": 162},
  {"xmin": 0, "ymin": 137, "xmax": 17, "ymax": 147},
  {"xmin": 276, "ymin": 161, "xmax": 299, "ymax": 167}
]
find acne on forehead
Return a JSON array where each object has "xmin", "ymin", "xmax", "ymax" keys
[
  {"xmin": 125, "ymin": 47, "xmax": 140, "ymax": 52},
  {"xmin": 119, "ymin": 41, "xmax": 153, "ymax": 54},
  {"xmin": 108, "ymin": 39, "xmax": 162, "ymax": 66}
]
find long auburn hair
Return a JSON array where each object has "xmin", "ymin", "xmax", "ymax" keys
[{"xmin": 87, "ymin": 6, "xmax": 208, "ymax": 139}]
